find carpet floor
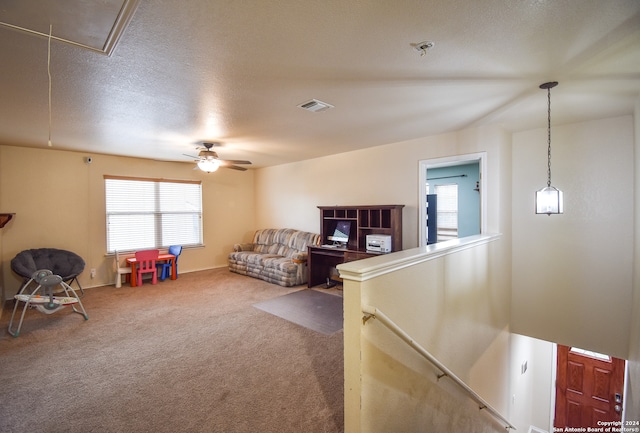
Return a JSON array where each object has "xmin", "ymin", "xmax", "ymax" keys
[{"xmin": 0, "ymin": 268, "xmax": 344, "ymax": 433}]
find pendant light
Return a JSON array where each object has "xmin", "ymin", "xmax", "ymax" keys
[{"xmin": 535, "ymin": 81, "xmax": 563, "ymax": 215}]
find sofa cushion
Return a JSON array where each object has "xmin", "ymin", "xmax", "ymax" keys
[
  {"xmin": 262, "ymin": 256, "xmax": 299, "ymax": 274},
  {"xmin": 251, "ymin": 228, "xmax": 320, "ymax": 259}
]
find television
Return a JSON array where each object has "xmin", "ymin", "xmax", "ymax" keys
[{"xmin": 328, "ymin": 221, "xmax": 351, "ymax": 244}]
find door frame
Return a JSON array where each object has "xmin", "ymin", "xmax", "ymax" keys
[
  {"xmin": 551, "ymin": 344, "xmax": 629, "ymax": 429},
  {"xmin": 418, "ymin": 152, "xmax": 487, "ymax": 247}
]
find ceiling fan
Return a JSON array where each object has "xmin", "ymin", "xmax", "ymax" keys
[{"xmin": 184, "ymin": 142, "xmax": 252, "ymax": 172}]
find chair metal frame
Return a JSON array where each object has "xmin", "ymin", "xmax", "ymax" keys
[{"xmin": 64, "ymin": 274, "xmax": 85, "ymax": 297}]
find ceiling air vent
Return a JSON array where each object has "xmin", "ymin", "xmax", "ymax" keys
[{"xmin": 297, "ymin": 99, "xmax": 334, "ymax": 113}]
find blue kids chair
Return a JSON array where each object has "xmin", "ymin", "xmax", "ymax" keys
[{"xmin": 157, "ymin": 245, "xmax": 182, "ymax": 281}]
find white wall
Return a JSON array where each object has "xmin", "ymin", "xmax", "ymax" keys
[
  {"xmin": 625, "ymin": 97, "xmax": 640, "ymax": 420},
  {"xmin": 0, "ymin": 145, "xmax": 256, "ymax": 297},
  {"xmin": 511, "ymin": 116, "xmax": 634, "ymax": 359},
  {"xmin": 509, "ymin": 334, "xmax": 554, "ymax": 433}
]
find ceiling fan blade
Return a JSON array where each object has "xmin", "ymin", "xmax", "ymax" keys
[
  {"xmin": 220, "ymin": 159, "xmax": 252, "ymax": 165},
  {"xmin": 182, "ymin": 153, "xmax": 201, "ymax": 159},
  {"xmin": 223, "ymin": 165, "xmax": 248, "ymax": 171}
]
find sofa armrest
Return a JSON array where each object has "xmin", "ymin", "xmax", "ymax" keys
[
  {"xmin": 290, "ymin": 252, "xmax": 308, "ymax": 264},
  {"xmin": 234, "ymin": 243, "xmax": 255, "ymax": 252}
]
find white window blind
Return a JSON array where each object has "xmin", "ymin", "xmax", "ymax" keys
[
  {"xmin": 105, "ymin": 176, "xmax": 203, "ymax": 253},
  {"xmin": 434, "ymin": 183, "xmax": 458, "ymax": 240}
]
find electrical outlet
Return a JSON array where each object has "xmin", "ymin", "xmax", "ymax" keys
[{"xmin": 90, "ymin": 268, "xmax": 96, "ymax": 278}]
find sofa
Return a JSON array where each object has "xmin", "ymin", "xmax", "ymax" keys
[{"xmin": 228, "ymin": 228, "xmax": 321, "ymax": 286}]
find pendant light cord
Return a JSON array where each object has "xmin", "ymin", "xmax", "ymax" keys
[
  {"xmin": 47, "ymin": 24, "xmax": 53, "ymax": 147},
  {"xmin": 546, "ymin": 86, "xmax": 552, "ymax": 188}
]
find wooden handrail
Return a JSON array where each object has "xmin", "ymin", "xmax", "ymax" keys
[{"xmin": 362, "ymin": 304, "xmax": 516, "ymax": 431}]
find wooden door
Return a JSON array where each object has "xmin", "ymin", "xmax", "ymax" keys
[{"xmin": 554, "ymin": 345, "xmax": 625, "ymax": 428}]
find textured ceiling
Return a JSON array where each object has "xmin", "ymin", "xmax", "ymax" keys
[
  {"xmin": 0, "ymin": 0, "xmax": 639, "ymax": 169},
  {"xmin": 0, "ymin": 0, "xmax": 139, "ymax": 53}
]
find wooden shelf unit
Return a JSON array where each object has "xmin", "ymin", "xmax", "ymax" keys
[{"xmin": 318, "ymin": 205, "xmax": 404, "ymax": 252}]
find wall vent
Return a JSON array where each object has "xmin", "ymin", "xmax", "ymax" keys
[{"xmin": 297, "ymin": 99, "xmax": 334, "ymax": 113}]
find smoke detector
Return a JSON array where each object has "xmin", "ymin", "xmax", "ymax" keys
[{"xmin": 297, "ymin": 99, "xmax": 334, "ymax": 113}]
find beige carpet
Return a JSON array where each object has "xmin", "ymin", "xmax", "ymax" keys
[{"xmin": 0, "ymin": 268, "xmax": 344, "ymax": 433}]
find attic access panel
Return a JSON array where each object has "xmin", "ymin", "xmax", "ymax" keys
[{"xmin": 0, "ymin": 0, "xmax": 140, "ymax": 55}]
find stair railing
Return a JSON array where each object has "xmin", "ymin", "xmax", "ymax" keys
[{"xmin": 362, "ymin": 304, "xmax": 516, "ymax": 431}]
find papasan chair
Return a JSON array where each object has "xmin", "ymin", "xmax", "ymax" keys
[
  {"xmin": 11, "ymin": 248, "xmax": 86, "ymax": 296},
  {"xmin": 8, "ymin": 248, "xmax": 88, "ymax": 337}
]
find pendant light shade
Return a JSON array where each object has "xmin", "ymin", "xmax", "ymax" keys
[
  {"xmin": 535, "ymin": 81, "xmax": 563, "ymax": 215},
  {"xmin": 536, "ymin": 186, "xmax": 563, "ymax": 215}
]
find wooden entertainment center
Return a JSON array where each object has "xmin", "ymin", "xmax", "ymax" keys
[{"xmin": 307, "ymin": 205, "xmax": 404, "ymax": 288}]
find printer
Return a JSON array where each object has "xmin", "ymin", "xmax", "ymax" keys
[{"xmin": 366, "ymin": 234, "xmax": 392, "ymax": 253}]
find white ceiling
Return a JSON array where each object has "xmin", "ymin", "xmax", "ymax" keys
[{"xmin": 0, "ymin": 0, "xmax": 639, "ymax": 169}]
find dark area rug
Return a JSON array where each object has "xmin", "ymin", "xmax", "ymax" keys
[{"xmin": 253, "ymin": 289, "xmax": 343, "ymax": 335}]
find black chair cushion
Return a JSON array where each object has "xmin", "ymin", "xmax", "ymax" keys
[{"xmin": 11, "ymin": 248, "xmax": 85, "ymax": 280}]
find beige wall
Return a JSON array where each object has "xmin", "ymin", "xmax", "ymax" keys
[
  {"xmin": 626, "ymin": 97, "xmax": 640, "ymax": 420},
  {"xmin": 512, "ymin": 115, "xmax": 634, "ymax": 359},
  {"xmin": 340, "ymin": 237, "xmax": 512, "ymax": 432},
  {"xmin": 0, "ymin": 145, "xmax": 256, "ymax": 298},
  {"xmin": 0, "ymin": 147, "xmax": 5, "ymax": 315},
  {"xmin": 256, "ymin": 125, "xmax": 514, "ymax": 432},
  {"xmin": 255, "ymin": 124, "xmax": 512, "ymax": 247}
]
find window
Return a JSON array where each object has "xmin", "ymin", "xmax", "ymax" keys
[
  {"xmin": 569, "ymin": 347, "xmax": 611, "ymax": 362},
  {"xmin": 105, "ymin": 175, "xmax": 203, "ymax": 253},
  {"xmin": 434, "ymin": 183, "xmax": 459, "ymax": 241},
  {"xmin": 418, "ymin": 153, "xmax": 486, "ymax": 246}
]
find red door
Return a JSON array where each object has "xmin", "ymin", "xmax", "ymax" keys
[{"xmin": 555, "ymin": 345, "xmax": 625, "ymax": 428}]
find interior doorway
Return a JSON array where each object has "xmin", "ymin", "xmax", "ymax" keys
[
  {"xmin": 554, "ymin": 345, "xmax": 626, "ymax": 428},
  {"xmin": 418, "ymin": 153, "xmax": 486, "ymax": 247}
]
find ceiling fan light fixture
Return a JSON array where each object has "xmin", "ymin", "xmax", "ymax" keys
[
  {"xmin": 184, "ymin": 141, "xmax": 252, "ymax": 172},
  {"xmin": 197, "ymin": 158, "xmax": 221, "ymax": 173}
]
